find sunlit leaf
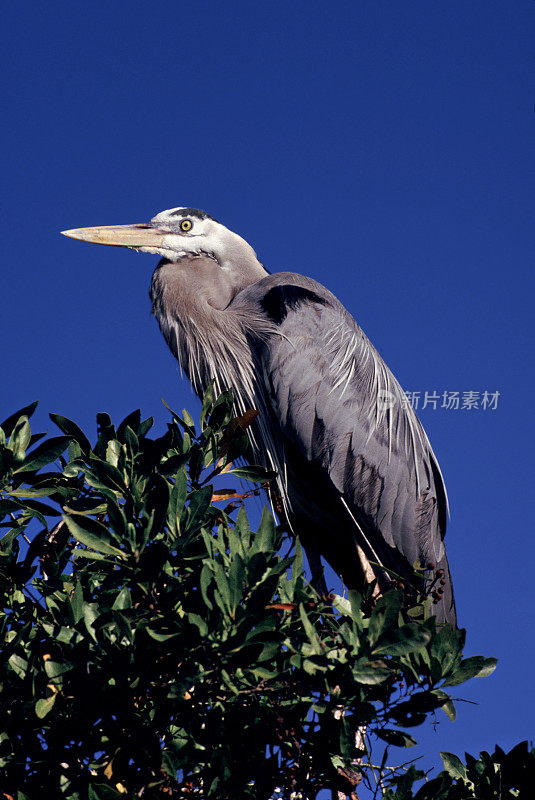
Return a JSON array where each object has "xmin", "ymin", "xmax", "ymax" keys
[
  {"xmin": 63, "ymin": 514, "xmax": 125, "ymax": 557},
  {"xmin": 352, "ymin": 660, "xmax": 391, "ymax": 684},
  {"xmin": 442, "ymin": 656, "xmax": 498, "ymax": 686},
  {"xmin": 229, "ymin": 465, "xmax": 277, "ymax": 482},
  {"xmin": 35, "ymin": 694, "xmax": 57, "ymax": 719},
  {"xmin": 15, "ymin": 436, "xmax": 71, "ymax": 473},
  {"xmin": 440, "ymin": 751, "xmax": 468, "ymax": 781}
]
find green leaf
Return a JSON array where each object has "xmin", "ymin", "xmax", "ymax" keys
[
  {"xmin": 8, "ymin": 416, "xmax": 31, "ymax": 462},
  {"xmin": 95, "ymin": 411, "xmax": 116, "ymax": 445},
  {"xmin": 8, "ymin": 653, "xmax": 28, "ymax": 679},
  {"xmin": 41, "ymin": 623, "xmax": 81, "ymax": 646},
  {"xmin": 17, "ymin": 497, "xmax": 62, "ymax": 518},
  {"xmin": 375, "ymin": 728, "xmax": 417, "ymax": 748},
  {"xmin": 182, "ymin": 408, "xmax": 196, "ymax": 432},
  {"xmin": 86, "ymin": 457, "xmax": 125, "ymax": 493},
  {"xmin": 80, "ymin": 466, "xmax": 119, "ymax": 499},
  {"xmin": 144, "ymin": 473, "xmax": 170, "ymax": 538},
  {"xmin": 63, "ymin": 514, "xmax": 125, "ymax": 557},
  {"xmin": 352, "ymin": 660, "xmax": 391, "ymax": 684},
  {"xmin": 228, "ymin": 553, "xmax": 244, "ymax": 613},
  {"xmin": 35, "ymin": 694, "xmax": 57, "ymax": 719},
  {"xmin": 430, "ymin": 624, "xmax": 465, "ymax": 680},
  {"xmin": 44, "ymin": 660, "xmax": 73, "ymax": 680},
  {"xmin": 117, "ymin": 409, "xmax": 141, "ymax": 442},
  {"xmin": 331, "ymin": 593, "xmax": 352, "ymax": 617},
  {"xmin": 373, "ymin": 623, "xmax": 430, "ymax": 656},
  {"xmin": 138, "ymin": 416, "xmax": 154, "ymax": 436},
  {"xmin": 70, "ymin": 579, "xmax": 84, "ymax": 623},
  {"xmin": 0, "ymin": 401, "xmax": 38, "ymax": 437},
  {"xmin": 49, "ymin": 413, "xmax": 91, "ymax": 454},
  {"xmin": 106, "ymin": 496, "xmax": 127, "ymax": 539},
  {"xmin": 123, "ymin": 426, "xmax": 139, "ymax": 455},
  {"xmin": 161, "ymin": 453, "xmax": 190, "ymax": 475},
  {"xmin": 367, "ymin": 590, "xmax": 403, "ymax": 647},
  {"xmin": 15, "ymin": 436, "xmax": 71, "ymax": 473},
  {"xmin": 91, "ymin": 609, "xmax": 134, "ymax": 645},
  {"xmin": 208, "ymin": 390, "xmax": 234, "ymax": 431},
  {"xmin": 0, "ymin": 498, "xmax": 22, "ymax": 517},
  {"xmin": 146, "ymin": 627, "xmax": 179, "ymax": 642},
  {"xmin": 188, "ymin": 613, "xmax": 208, "ymax": 636},
  {"xmin": 1, "ymin": 528, "xmax": 23, "ymax": 553},
  {"xmin": 348, "ymin": 590, "xmax": 363, "ymax": 623},
  {"xmin": 299, "ymin": 603, "xmax": 323, "ymax": 655},
  {"xmin": 443, "ymin": 656, "xmax": 498, "ymax": 686},
  {"xmin": 73, "ymin": 549, "xmax": 113, "ymax": 561},
  {"xmin": 213, "ymin": 562, "xmax": 232, "ymax": 616},
  {"xmin": 168, "ymin": 469, "xmax": 188, "ymax": 537},
  {"xmin": 235, "ymin": 506, "xmax": 250, "ymax": 549},
  {"xmin": 82, "ymin": 602, "xmax": 98, "ymax": 641},
  {"xmin": 221, "ymin": 668, "xmax": 239, "ymax": 694},
  {"xmin": 253, "ymin": 506, "xmax": 275, "ymax": 553},
  {"xmin": 200, "ymin": 381, "xmax": 215, "ymax": 429},
  {"xmin": 185, "ymin": 485, "xmax": 213, "ymax": 534},
  {"xmin": 105, "ymin": 438, "xmax": 122, "ymax": 468},
  {"xmin": 230, "ymin": 465, "xmax": 277, "ymax": 482},
  {"xmin": 112, "ymin": 587, "xmax": 132, "ymax": 610},
  {"xmin": 200, "ymin": 563, "xmax": 214, "ymax": 610},
  {"xmin": 440, "ymin": 751, "xmax": 468, "ymax": 781},
  {"xmin": 431, "ymin": 689, "xmax": 456, "ymax": 721}
]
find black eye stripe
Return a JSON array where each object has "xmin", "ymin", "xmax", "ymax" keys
[{"xmin": 169, "ymin": 207, "xmax": 217, "ymax": 222}]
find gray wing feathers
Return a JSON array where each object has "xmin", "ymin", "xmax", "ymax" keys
[{"xmin": 257, "ymin": 275, "xmax": 448, "ymax": 575}]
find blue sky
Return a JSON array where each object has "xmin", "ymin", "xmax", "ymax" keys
[{"xmin": 2, "ymin": 0, "xmax": 533, "ymax": 791}]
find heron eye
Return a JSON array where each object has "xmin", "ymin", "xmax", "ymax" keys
[{"xmin": 180, "ymin": 219, "xmax": 193, "ymax": 233}]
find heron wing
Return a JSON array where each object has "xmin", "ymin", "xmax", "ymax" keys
[{"xmin": 246, "ymin": 273, "xmax": 453, "ymax": 618}]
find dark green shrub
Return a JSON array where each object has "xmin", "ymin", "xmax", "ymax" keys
[{"xmin": 0, "ymin": 393, "xmax": 531, "ymax": 798}]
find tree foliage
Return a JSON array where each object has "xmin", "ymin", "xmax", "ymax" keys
[{"xmin": 0, "ymin": 393, "xmax": 532, "ymax": 799}]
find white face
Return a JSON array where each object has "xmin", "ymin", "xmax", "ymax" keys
[{"xmin": 148, "ymin": 207, "xmax": 258, "ymax": 271}]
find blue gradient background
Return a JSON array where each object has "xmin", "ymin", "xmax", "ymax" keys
[{"xmin": 2, "ymin": 1, "xmax": 533, "ymax": 793}]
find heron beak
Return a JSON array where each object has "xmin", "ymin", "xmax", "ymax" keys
[{"xmin": 61, "ymin": 224, "xmax": 168, "ymax": 250}]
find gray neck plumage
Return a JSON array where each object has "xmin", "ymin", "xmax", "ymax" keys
[
  {"xmin": 149, "ymin": 255, "xmax": 275, "ymax": 421},
  {"xmin": 149, "ymin": 255, "xmax": 288, "ymax": 507}
]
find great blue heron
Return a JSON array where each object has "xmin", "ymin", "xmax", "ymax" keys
[{"xmin": 62, "ymin": 207, "xmax": 456, "ymax": 625}]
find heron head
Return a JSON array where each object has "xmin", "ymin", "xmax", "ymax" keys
[{"xmin": 62, "ymin": 206, "xmax": 267, "ymax": 303}]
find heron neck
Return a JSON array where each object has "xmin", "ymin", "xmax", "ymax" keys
[{"xmin": 150, "ymin": 258, "xmax": 263, "ymax": 409}]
